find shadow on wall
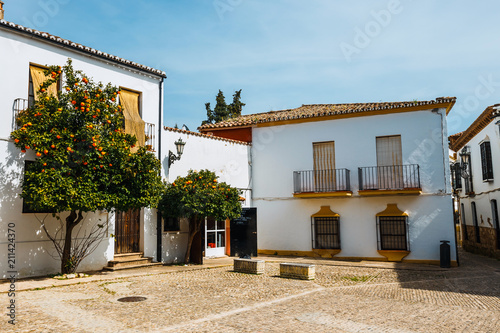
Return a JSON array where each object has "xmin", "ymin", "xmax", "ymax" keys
[{"xmin": 0, "ymin": 142, "xmax": 112, "ymax": 278}]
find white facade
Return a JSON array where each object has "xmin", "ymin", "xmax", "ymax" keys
[
  {"xmin": 452, "ymin": 106, "xmax": 500, "ymax": 258},
  {"xmin": 160, "ymin": 127, "xmax": 251, "ymax": 263},
  {"xmin": 251, "ymin": 108, "xmax": 457, "ymax": 263},
  {"xmin": 0, "ymin": 21, "xmax": 165, "ymax": 278}
]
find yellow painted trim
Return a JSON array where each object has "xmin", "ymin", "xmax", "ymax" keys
[
  {"xmin": 258, "ymin": 249, "xmax": 340, "ymax": 258},
  {"xmin": 358, "ymin": 189, "xmax": 421, "ymax": 196},
  {"xmin": 376, "ymin": 203, "xmax": 408, "ymax": 217},
  {"xmin": 377, "ymin": 250, "xmax": 410, "ymax": 262},
  {"xmin": 293, "ymin": 191, "xmax": 353, "ymax": 198},
  {"xmin": 312, "ymin": 249, "xmax": 341, "ymax": 258},
  {"xmin": 311, "ymin": 206, "xmax": 339, "ymax": 218},
  {"xmin": 258, "ymin": 250, "xmax": 387, "ymax": 261},
  {"xmin": 255, "ymin": 102, "xmax": 455, "ymax": 128},
  {"xmin": 257, "ymin": 249, "xmax": 458, "ymax": 266}
]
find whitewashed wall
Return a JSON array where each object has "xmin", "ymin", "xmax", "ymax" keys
[
  {"xmin": 457, "ymin": 119, "xmax": 500, "ymax": 227},
  {"xmin": 0, "ymin": 28, "xmax": 163, "ymax": 278},
  {"xmin": 160, "ymin": 128, "xmax": 251, "ymax": 263},
  {"xmin": 252, "ymin": 108, "xmax": 457, "ymax": 262}
]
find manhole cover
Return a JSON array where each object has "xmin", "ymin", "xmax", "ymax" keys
[{"xmin": 117, "ymin": 296, "xmax": 147, "ymax": 302}]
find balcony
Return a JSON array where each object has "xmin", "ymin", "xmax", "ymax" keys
[
  {"xmin": 358, "ymin": 164, "xmax": 421, "ymax": 196},
  {"xmin": 12, "ymin": 98, "xmax": 28, "ymax": 131},
  {"xmin": 293, "ymin": 169, "xmax": 352, "ymax": 198},
  {"xmin": 144, "ymin": 122, "xmax": 156, "ymax": 151}
]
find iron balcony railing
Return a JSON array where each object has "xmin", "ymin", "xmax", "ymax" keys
[
  {"xmin": 293, "ymin": 169, "xmax": 351, "ymax": 193},
  {"xmin": 238, "ymin": 188, "xmax": 252, "ymax": 207},
  {"xmin": 12, "ymin": 98, "xmax": 28, "ymax": 131},
  {"xmin": 358, "ymin": 164, "xmax": 420, "ymax": 190},
  {"xmin": 144, "ymin": 122, "xmax": 156, "ymax": 151}
]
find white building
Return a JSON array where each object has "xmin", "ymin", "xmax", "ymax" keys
[
  {"xmin": 200, "ymin": 98, "xmax": 459, "ymax": 265},
  {"xmin": 0, "ymin": 17, "xmax": 166, "ymax": 278},
  {"xmin": 161, "ymin": 127, "xmax": 251, "ymax": 263},
  {"xmin": 449, "ymin": 105, "xmax": 500, "ymax": 259}
]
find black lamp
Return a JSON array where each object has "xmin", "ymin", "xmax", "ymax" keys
[
  {"xmin": 168, "ymin": 138, "xmax": 186, "ymax": 167},
  {"xmin": 459, "ymin": 146, "xmax": 470, "ymax": 178}
]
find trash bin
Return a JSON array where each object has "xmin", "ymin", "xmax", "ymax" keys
[{"xmin": 440, "ymin": 240, "xmax": 451, "ymax": 268}]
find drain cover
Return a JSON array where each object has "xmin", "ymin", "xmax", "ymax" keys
[{"xmin": 117, "ymin": 296, "xmax": 147, "ymax": 302}]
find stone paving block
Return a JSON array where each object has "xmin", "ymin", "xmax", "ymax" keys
[
  {"xmin": 234, "ymin": 258, "xmax": 265, "ymax": 274},
  {"xmin": 280, "ymin": 262, "xmax": 315, "ymax": 280}
]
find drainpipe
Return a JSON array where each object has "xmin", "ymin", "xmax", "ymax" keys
[
  {"xmin": 432, "ymin": 107, "xmax": 459, "ymax": 266},
  {"xmin": 156, "ymin": 77, "xmax": 164, "ymax": 263}
]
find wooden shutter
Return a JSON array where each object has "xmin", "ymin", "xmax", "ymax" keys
[
  {"xmin": 376, "ymin": 135, "xmax": 403, "ymax": 189},
  {"xmin": 313, "ymin": 141, "xmax": 335, "ymax": 191},
  {"xmin": 29, "ymin": 65, "xmax": 58, "ymax": 101},
  {"xmin": 376, "ymin": 135, "xmax": 402, "ymax": 166},
  {"xmin": 120, "ymin": 89, "xmax": 145, "ymax": 149}
]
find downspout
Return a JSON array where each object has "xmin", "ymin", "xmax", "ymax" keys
[
  {"xmin": 156, "ymin": 77, "xmax": 164, "ymax": 263},
  {"xmin": 433, "ymin": 107, "xmax": 459, "ymax": 266}
]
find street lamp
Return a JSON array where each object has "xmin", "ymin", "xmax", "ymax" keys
[
  {"xmin": 459, "ymin": 146, "xmax": 470, "ymax": 178},
  {"xmin": 168, "ymin": 138, "xmax": 186, "ymax": 167}
]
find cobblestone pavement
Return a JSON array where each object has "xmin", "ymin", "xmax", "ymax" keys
[{"xmin": 2, "ymin": 250, "xmax": 500, "ymax": 332}]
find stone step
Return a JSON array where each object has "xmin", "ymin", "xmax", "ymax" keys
[
  {"xmin": 103, "ymin": 261, "xmax": 163, "ymax": 271},
  {"xmin": 107, "ymin": 257, "xmax": 152, "ymax": 268},
  {"xmin": 112, "ymin": 252, "xmax": 145, "ymax": 261}
]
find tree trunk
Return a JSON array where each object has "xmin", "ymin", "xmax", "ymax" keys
[
  {"xmin": 61, "ymin": 210, "xmax": 83, "ymax": 274},
  {"xmin": 184, "ymin": 216, "xmax": 202, "ymax": 264}
]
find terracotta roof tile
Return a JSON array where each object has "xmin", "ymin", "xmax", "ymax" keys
[
  {"xmin": 164, "ymin": 126, "xmax": 251, "ymax": 146},
  {"xmin": 0, "ymin": 20, "xmax": 166, "ymax": 78},
  {"xmin": 198, "ymin": 97, "xmax": 456, "ymax": 130},
  {"xmin": 449, "ymin": 104, "xmax": 500, "ymax": 152}
]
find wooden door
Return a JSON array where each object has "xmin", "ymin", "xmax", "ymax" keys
[{"xmin": 115, "ymin": 209, "xmax": 141, "ymax": 254}]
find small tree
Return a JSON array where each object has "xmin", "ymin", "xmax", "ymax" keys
[
  {"xmin": 10, "ymin": 59, "xmax": 165, "ymax": 274},
  {"xmin": 158, "ymin": 169, "xmax": 242, "ymax": 263},
  {"xmin": 202, "ymin": 89, "xmax": 245, "ymax": 125}
]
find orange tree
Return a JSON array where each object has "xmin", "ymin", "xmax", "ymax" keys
[
  {"xmin": 158, "ymin": 169, "xmax": 242, "ymax": 263},
  {"xmin": 10, "ymin": 60, "xmax": 164, "ymax": 274}
]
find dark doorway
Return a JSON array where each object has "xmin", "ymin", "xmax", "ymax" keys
[
  {"xmin": 230, "ymin": 208, "xmax": 257, "ymax": 257},
  {"xmin": 190, "ymin": 225, "xmax": 204, "ymax": 264},
  {"xmin": 115, "ymin": 209, "xmax": 141, "ymax": 254}
]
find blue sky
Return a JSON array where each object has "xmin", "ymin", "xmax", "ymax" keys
[{"xmin": 5, "ymin": 0, "xmax": 500, "ymax": 134}]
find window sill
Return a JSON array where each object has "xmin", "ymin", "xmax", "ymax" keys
[
  {"xmin": 293, "ymin": 191, "xmax": 352, "ymax": 198},
  {"xmin": 312, "ymin": 249, "xmax": 341, "ymax": 258},
  {"xmin": 377, "ymin": 250, "xmax": 410, "ymax": 262},
  {"xmin": 358, "ymin": 188, "xmax": 421, "ymax": 196}
]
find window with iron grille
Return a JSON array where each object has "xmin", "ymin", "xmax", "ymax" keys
[
  {"xmin": 312, "ymin": 216, "xmax": 340, "ymax": 249},
  {"xmin": 461, "ymin": 203, "xmax": 468, "ymax": 240},
  {"xmin": 164, "ymin": 216, "xmax": 180, "ymax": 232},
  {"xmin": 377, "ymin": 216, "xmax": 408, "ymax": 250},
  {"xmin": 471, "ymin": 202, "xmax": 480, "ymax": 243},
  {"xmin": 452, "ymin": 163, "xmax": 462, "ymax": 190},
  {"xmin": 462, "ymin": 154, "xmax": 474, "ymax": 194},
  {"xmin": 480, "ymin": 141, "xmax": 494, "ymax": 181},
  {"xmin": 491, "ymin": 200, "xmax": 500, "ymax": 249}
]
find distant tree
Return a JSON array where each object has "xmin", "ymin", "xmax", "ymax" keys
[
  {"xmin": 10, "ymin": 59, "xmax": 165, "ymax": 274},
  {"xmin": 158, "ymin": 169, "xmax": 242, "ymax": 263},
  {"xmin": 202, "ymin": 89, "xmax": 245, "ymax": 125}
]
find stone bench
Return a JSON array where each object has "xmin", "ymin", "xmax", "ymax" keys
[
  {"xmin": 280, "ymin": 263, "xmax": 315, "ymax": 280},
  {"xmin": 233, "ymin": 258, "xmax": 265, "ymax": 275}
]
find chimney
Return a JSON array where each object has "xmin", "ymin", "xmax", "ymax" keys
[{"xmin": 0, "ymin": 1, "xmax": 4, "ymax": 20}]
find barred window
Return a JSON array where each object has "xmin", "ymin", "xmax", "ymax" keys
[
  {"xmin": 452, "ymin": 163, "xmax": 462, "ymax": 190},
  {"xmin": 378, "ymin": 216, "xmax": 408, "ymax": 250},
  {"xmin": 461, "ymin": 203, "xmax": 468, "ymax": 240},
  {"xmin": 471, "ymin": 202, "xmax": 480, "ymax": 243},
  {"xmin": 164, "ymin": 216, "xmax": 180, "ymax": 232},
  {"xmin": 480, "ymin": 141, "xmax": 494, "ymax": 181},
  {"xmin": 312, "ymin": 216, "xmax": 340, "ymax": 249}
]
